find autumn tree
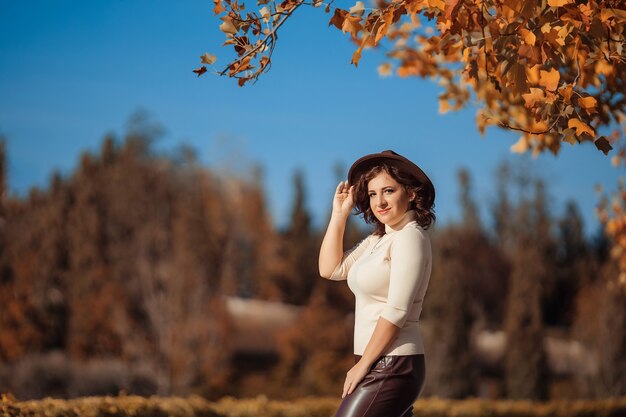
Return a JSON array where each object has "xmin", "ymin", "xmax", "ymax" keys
[
  {"xmin": 573, "ymin": 260, "xmax": 626, "ymax": 397},
  {"xmin": 238, "ymin": 166, "xmax": 278, "ymax": 300},
  {"xmin": 545, "ymin": 200, "xmax": 591, "ymax": 326},
  {"xmin": 37, "ymin": 173, "xmax": 71, "ymax": 351},
  {"xmin": 274, "ymin": 290, "xmax": 354, "ymax": 397},
  {"xmin": 425, "ymin": 227, "xmax": 476, "ymax": 398},
  {"xmin": 491, "ymin": 162, "xmax": 515, "ymax": 252},
  {"xmin": 424, "ymin": 168, "xmax": 507, "ymax": 397},
  {"xmin": 458, "ymin": 168, "xmax": 481, "ymax": 229},
  {"xmin": 65, "ymin": 150, "xmax": 124, "ymax": 359},
  {"xmin": 596, "ymin": 177, "xmax": 626, "ymax": 287},
  {"xmin": 503, "ymin": 182, "xmax": 550, "ymax": 400},
  {"xmin": 274, "ymin": 170, "xmax": 318, "ymax": 305},
  {"xmin": 455, "ymin": 167, "xmax": 509, "ymax": 327},
  {"xmin": 0, "ymin": 125, "xmax": 257, "ymax": 397}
]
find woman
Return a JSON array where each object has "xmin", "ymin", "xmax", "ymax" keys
[{"xmin": 319, "ymin": 150, "xmax": 435, "ymax": 417}]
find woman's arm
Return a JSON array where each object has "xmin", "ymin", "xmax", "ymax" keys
[
  {"xmin": 342, "ymin": 318, "xmax": 399, "ymax": 398},
  {"xmin": 319, "ymin": 181, "xmax": 354, "ymax": 278}
]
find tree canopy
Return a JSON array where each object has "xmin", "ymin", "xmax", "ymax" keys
[{"xmin": 199, "ymin": 0, "xmax": 625, "ymax": 157}]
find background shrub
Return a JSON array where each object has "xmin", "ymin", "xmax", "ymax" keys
[{"xmin": 2, "ymin": 395, "xmax": 626, "ymax": 417}]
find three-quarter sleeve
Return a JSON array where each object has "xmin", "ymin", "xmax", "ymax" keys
[
  {"xmin": 328, "ymin": 234, "xmax": 376, "ymax": 281},
  {"xmin": 380, "ymin": 227, "xmax": 430, "ymax": 327}
]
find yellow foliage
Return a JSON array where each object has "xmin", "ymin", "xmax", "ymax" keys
[
  {"xmin": 578, "ymin": 96, "xmax": 598, "ymax": 114},
  {"xmin": 208, "ymin": 0, "xmax": 626, "ymax": 166},
  {"xmin": 526, "ymin": 65, "xmax": 540, "ymax": 84},
  {"xmin": 522, "ymin": 88, "xmax": 545, "ymax": 108},
  {"xmin": 377, "ymin": 62, "xmax": 393, "ymax": 77},
  {"xmin": 520, "ymin": 29, "xmax": 536, "ymax": 45},
  {"xmin": 568, "ymin": 118, "xmax": 595, "ymax": 137},
  {"xmin": 539, "ymin": 68, "xmax": 560, "ymax": 91},
  {"xmin": 510, "ymin": 136, "xmax": 530, "ymax": 153},
  {"xmin": 596, "ymin": 60, "xmax": 614, "ymax": 76},
  {"xmin": 3, "ymin": 395, "xmax": 626, "ymax": 417},
  {"xmin": 547, "ymin": 0, "xmax": 574, "ymax": 7},
  {"xmin": 439, "ymin": 98, "xmax": 451, "ymax": 113}
]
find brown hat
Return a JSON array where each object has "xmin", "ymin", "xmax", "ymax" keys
[{"xmin": 348, "ymin": 150, "xmax": 435, "ymax": 206}]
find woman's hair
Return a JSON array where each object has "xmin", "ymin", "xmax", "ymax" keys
[{"xmin": 353, "ymin": 162, "xmax": 436, "ymax": 235}]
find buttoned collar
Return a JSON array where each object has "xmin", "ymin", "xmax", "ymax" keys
[{"xmin": 384, "ymin": 209, "xmax": 418, "ymax": 234}]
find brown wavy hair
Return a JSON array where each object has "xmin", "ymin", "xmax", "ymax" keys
[{"xmin": 353, "ymin": 162, "xmax": 436, "ymax": 235}]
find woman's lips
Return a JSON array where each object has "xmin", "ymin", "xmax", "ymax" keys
[{"xmin": 378, "ymin": 208, "xmax": 391, "ymax": 215}]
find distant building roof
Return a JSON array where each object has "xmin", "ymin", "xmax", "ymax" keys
[
  {"xmin": 225, "ymin": 297, "xmax": 301, "ymax": 355},
  {"xmin": 473, "ymin": 329, "xmax": 596, "ymax": 376}
]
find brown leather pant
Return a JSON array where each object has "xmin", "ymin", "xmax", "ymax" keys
[{"xmin": 333, "ymin": 354, "xmax": 425, "ymax": 417}]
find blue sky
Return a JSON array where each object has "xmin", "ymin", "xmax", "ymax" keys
[{"xmin": 1, "ymin": 0, "xmax": 622, "ymax": 238}]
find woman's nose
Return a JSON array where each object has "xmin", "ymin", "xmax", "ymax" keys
[{"xmin": 377, "ymin": 195, "xmax": 387, "ymax": 207}]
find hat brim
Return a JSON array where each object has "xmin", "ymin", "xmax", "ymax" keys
[{"xmin": 347, "ymin": 150, "xmax": 435, "ymax": 205}]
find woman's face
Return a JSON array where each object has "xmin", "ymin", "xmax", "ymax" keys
[{"xmin": 367, "ymin": 170, "xmax": 413, "ymax": 228}]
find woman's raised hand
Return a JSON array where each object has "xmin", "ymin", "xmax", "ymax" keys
[{"xmin": 332, "ymin": 180, "xmax": 354, "ymax": 218}]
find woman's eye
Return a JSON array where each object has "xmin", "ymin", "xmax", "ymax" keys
[
  {"xmin": 384, "ymin": 188, "xmax": 394, "ymax": 194},
  {"xmin": 368, "ymin": 193, "xmax": 375, "ymax": 198}
]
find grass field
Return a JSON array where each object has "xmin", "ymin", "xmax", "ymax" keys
[{"xmin": 2, "ymin": 394, "xmax": 626, "ymax": 417}]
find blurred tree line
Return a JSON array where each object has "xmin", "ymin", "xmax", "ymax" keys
[{"xmin": 0, "ymin": 122, "xmax": 625, "ymax": 401}]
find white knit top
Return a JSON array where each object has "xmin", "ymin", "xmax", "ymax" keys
[{"xmin": 329, "ymin": 210, "xmax": 432, "ymax": 355}]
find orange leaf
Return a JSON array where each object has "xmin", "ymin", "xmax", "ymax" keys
[
  {"xmin": 519, "ymin": 44, "xmax": 541, "ymax": 65},
  {"xmin": 193, "ymin": 66, "xmax": 207, "ymax": 77},
  {"xmin": 425, "ymin": 0, "xmax": 446, "ymax": 11},
  {"xmin": 351, "ymin": 47, "xmax": 363, "ymax": 67},
  {"xmin": 397, "ymin": 63, "xmax": 419, "ymax": 78},
  {"xmin": 342, "ymin": 15, "xmax": 362, "ymax": 37},
  {"xmin": 259, "ymin": 56, "xmax": 270, "ymax": 70},
  {"xmin": 547, "ymin": 0, "xmax": 573, "ymax": 7},
  {"xmin": 220, "ymin": 17, "xmax": 238, "ymax": 35},
  {"xmin": 213, "ymin": 0, "xmax": 224, "ymax": 15},
  {"xmin": 405, "ymin": 0, "xmax": 424, "ymax": 14},
  {"xmin": 568, "ymin": 118, "xmax": 595, "ymax": 137},
  {"xmin": 601, "ymin": 8, "xmax": 626, "ymax": 22},
  {"xmin": 539, "ymin": 68, "xmax": 560, "ymax": 91},
  {"xmin": 595, "ymin": 60, "xmax": 614, "ymax": 76},
  {"xmin": 375, "ymin": 10, "xmax": 395, "ymax": 44},
  {"xmin": 522, "ymin": 88, "xmax": 545, "ymax": 108},
  {"xmin": 378, "ymin": 62, "xmax": 392, "ymax": 77},
  {"xmin": 200, "ymin": 53, "xmax": 217, "ymax": 65},
  {"xmin": 444, "ymin": 0, "xmax": 462, "ymax": 20},
  {"xmin": 578, "ymin": 96, "xmax": 598, "ymax": 114},
  {"xmin": 229, "ymin": 56, "xmax": 253, "ymax": 76},
  {"xmin": 510, "ymin": 136, "xmax": 530, "ymax": 153},
  {"xmin": 526, "ymin": 65, "xmax": 540, "ymax": 84},
  {"xmin": 559, "ymin": 84, "xmax": 573, "ymax": 103},
  {"xmin": 439, "ymin": 99, "xmax": 451, "ymax": 114},
  {"xmin": 351, "ymin": 35, "xmax": 369, "ymax": 67},
  {"xmin": 543, "ymin": 25, "xmax": 567, "ymax": 46},
  {"xmin": 329, "ymin": 9, "xmax": 348, "ymax": 30},
  {"xmin": 519, "ymin": 28, "xmax": 536, "ymax": 45}
]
